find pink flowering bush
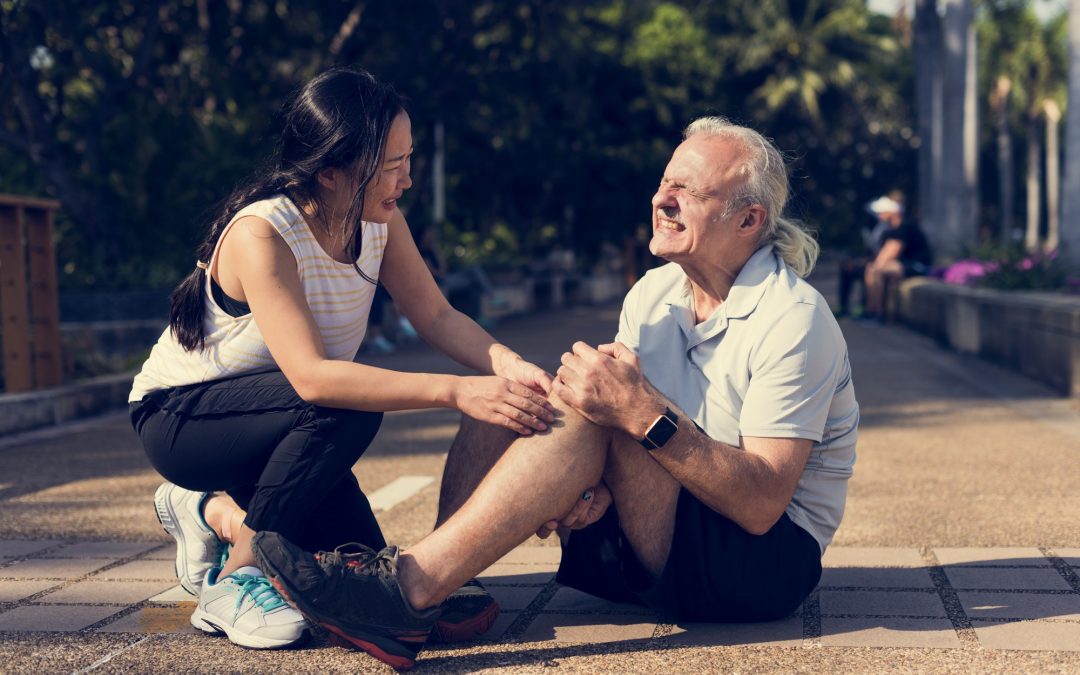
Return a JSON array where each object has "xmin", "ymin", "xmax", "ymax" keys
[
  {"xmin": 942, "ymin": 259, "xmax": 997, "ymax": 285},
  {"xmin": 943, "ymin": 247, "xmax": 1067, "ymax": 291}
]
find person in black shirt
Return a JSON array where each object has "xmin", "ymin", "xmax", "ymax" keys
[
  {"xmin": 835, "ymin": 195, "xmax": 902, "ymax": 317},
  {"xmin": 864, "ymin": 203, "xmax": 932, "ymax": 320}
]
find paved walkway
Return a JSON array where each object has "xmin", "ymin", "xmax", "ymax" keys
[{"xmin": 1, "ymin": 283, "xmax": 1079, "ymax": 672}]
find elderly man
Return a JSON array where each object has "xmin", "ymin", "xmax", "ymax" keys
[{"xmin": 252, "ymin": 117, "xmax": 859, "ymax": 670}]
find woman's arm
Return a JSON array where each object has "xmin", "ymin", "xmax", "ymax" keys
[
  {"xmin": 220, "ymin": 216, "xmax": 552, "ymax": 433},
  {"xmin": 378, "ymin": 209, "xmax": 553, "ymax": 394}
]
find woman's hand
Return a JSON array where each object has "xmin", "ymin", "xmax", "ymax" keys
[
  {"xmin": 453, "ymin": 376, "xmax": 556, "ymax": 435},
  {"xmin": 497, "ymin": 356, "xmax": 555, "ymax": 396}
]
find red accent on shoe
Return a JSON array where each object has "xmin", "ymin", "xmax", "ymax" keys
[
  {"xmin": 269, "ymin": 576, "xmax": 294, "ymax": 604},
  {"xmin": 432, "ymin": 600, "xmax": 501, "ymax": 643},
  {"xmin": 322, "ymin": 622, "xmax": 418, "ymax": 671}
]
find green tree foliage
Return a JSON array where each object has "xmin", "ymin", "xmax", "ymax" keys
[{"xmin": 1, "ymin": 0, "xmax": 918, "ymax": 289}]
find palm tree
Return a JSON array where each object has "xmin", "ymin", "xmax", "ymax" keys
[
  {"xmin": 1064, "ymin": 0, "xmax": 1080, "ymax": 265},
  {"xmin": 990, "ymin": 76, "xmax": 1016, "ymax": 245},
  {"xmin": 980, "ymin": 0, "xmax": 1035, "ymax": 246},
  {"xmin": 720, "ymin": 0, "xmax": 898, "ymax": 125},
  {"xmin": 941, "ymin": 0, "xmax": 977, "ymax": 256},
  {"xmin": 915, "ymin": 0, "xmax": 943, "ymax": 244},
  {"xmin": 1045, "ymin": 99, "xmax": 1062, "ymax": 251},
  {"xmin": 1013, "ymin": 9, "xmax": 1067, "ymax": 252}
]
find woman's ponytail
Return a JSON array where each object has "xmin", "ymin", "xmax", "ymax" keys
[{"xmin": 168, "ymin": 179, "xmax": 279, "ymax": 351}]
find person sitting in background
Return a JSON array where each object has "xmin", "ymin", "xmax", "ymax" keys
[
  {"xmin": 835, "ymin": 194, "xmax": 902, "ymax": 318},
  {"xmin": 863, "ymin": 196, "xmax": 932, "ymax": 321}
]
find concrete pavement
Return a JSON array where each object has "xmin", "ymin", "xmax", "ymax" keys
[{"xmin": 1, "ymin": 295, "xmax": 1079, "ymax": 673}]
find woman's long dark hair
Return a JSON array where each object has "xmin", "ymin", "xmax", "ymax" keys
[{"xmin": 169, "ymin": 66, "xmax": 406, "ymax": 351}]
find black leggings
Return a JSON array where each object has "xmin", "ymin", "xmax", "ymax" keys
[{"xmin": 130, "ymin": 370, "xmax": 385, "ymax": 553}]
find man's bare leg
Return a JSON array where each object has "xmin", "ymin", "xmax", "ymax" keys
[
  {"xmin": 598, "ymin": 433, "xmax": 682, "ymax": 576},
  {"xmin": 399, "ymin": 395, "xmax": 609, "ymax": 610},
  {"xmin": 436, "ymin": 416, "xmax": 517, "ymax": 528}
]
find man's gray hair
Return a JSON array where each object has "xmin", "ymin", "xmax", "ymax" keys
[{"xmin": 683, "ymin": 117, "xmax": 819, "ymax": 278}]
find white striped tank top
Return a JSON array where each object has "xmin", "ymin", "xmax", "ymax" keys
[{"xmin": 129, "ymin": 195, "xmax": 387, "ymax": 402}]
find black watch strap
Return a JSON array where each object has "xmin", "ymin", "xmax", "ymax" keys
[{"xmin": 639, "ymin": 407, "xmax": 679, "ymax": 451}]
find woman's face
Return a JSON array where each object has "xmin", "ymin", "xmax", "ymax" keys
[{"xmin": 362, "ymin": 111, "xmax": 413, "ymax": 222}]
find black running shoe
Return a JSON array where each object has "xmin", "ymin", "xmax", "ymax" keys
[
  {"xmin": 252, "ymin": 531, "xmax": 438, "ymax": 671},
  {"xmin": 431, "ymin": 578, "xmax": 500, "ymax": 643}
]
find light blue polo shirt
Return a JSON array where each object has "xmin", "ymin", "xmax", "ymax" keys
[{"xmin": 616, "ymin": 245, "xmax": 858, "ymax": 553}]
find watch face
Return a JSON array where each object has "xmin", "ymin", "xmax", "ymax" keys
[{"xmin": 646, "ymin": 412, "xmax": 678, "ymax": 449}]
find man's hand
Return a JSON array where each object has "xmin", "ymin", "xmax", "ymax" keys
[
  {"xmin": 536, "ymin": 483, "xmax": 613, "ymax": 539},
  {"xmin": 552, "ymin": 341, "xmax": 660, "ymax": 437}
]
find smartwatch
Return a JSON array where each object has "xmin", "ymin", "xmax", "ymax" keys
[{"xmin": 639, "ymin": 407, "xmax": 679, "ymax": 451}]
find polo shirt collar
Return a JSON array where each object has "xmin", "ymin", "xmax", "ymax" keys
[
  {"xmin": 724, "ymin": 244, "xmax": 778, "ymax": 320},
  {"xmin": 664, "ymin": 245, "xmax": 778, "ymax": 348}
]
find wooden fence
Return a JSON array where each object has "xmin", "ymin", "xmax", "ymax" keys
[{"xmin": 0, "ymin": 194, "xmax": 62, "ymax": 393}]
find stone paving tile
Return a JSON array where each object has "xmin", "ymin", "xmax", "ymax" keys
[
  {"xmin": 0, "ymin": 540, "xmax": 61, "ymax": 559},
  {"xmin": 958, "ymin": 591, "xmax": 1080, "ymax": 621},
  {"xmin": 819, "ymin": 617, "xmax": 962, "ymax": 648},
  {"xmin": 95, "ymin": 605, "xmax": 198, "ymax": 635},
  {"xmin": 495, "ymin": 547, "xmax": 561, "ymax": 568},
  {"xmin": 147, "ymin": 585, "xmax": 192, "ymax": 603},
  {"xmin": 477, "ymin": 611, "xmax": 519, "ymax": 642},
  {"xmin": 90, "ymin": 559, "xmax": 175, "ymax": 581},
  {"xmin": 42, "ymin": 542, "xmax": 158, "ymax": 559},
  {"xmin": 820, "ymin": 567, "xmax": 935, "ymax": 589},
  {"xmin": 141, "ymin": 546, "xmax": 177, "ymax": 561},
  {"xmin": 1055, "ymin": 548, "xmax": 1080, "ymax": 567},
  {"xmin": 943, "ymin": 567, "xmax": 1073, "ymax": 591},
  {"xmin": 819, "ymin": 590, "xmax": 947, "ymax": 618},
  {"xmin": 0, "ymin": 604, "xmax": 122, "ymax": 632},
  {"xmin": 478, "ymin": 565, "xmax": 554, "ymax": 587},
  {"xmin": 520, "ymin": 614, "xmax": 657, "ymax": 644},
  {"xmin": 667, "ymin": 616, "xmax": 803, "ymax": 647},
  {"xmin": 972, "ymin": 620, "xmax": 1080, "ymax": 652},
  {"xmin": 545, "ymin": 587, "xmax": 652, "ymax": 614},
  {"xmin": 38, "ymin": 580, "xmax": 174, "ymax": 605},
  {"xmin": 487, "ymin": 586, "xmax": 543, "ymax": 612},
  {"xmin": 934, "ymin": 547, "xmax": 1048, "ymax": 567},
  {"xmin": 0, "ymin": 579, "xmax": 59, "ymax": 602},
  {"xmin": 822, "ymin": 547, "xmax": 924, "ymax": 568},
  {"xmin": 0, "ymin": 558, "xmax": 111, "ymax": 580}
]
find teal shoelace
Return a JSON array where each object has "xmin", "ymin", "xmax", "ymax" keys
[{"xmin": 231, "ymin": 574, "xmax": 288, "ymax": 613}]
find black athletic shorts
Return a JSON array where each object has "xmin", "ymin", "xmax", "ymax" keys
[{"xmin": 556, "ymin": 489, "xmax": 822, "ymax": 622}]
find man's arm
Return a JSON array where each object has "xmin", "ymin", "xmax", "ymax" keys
[
  {"xmin": 553, "ymin": 341, "xmax": 812, "ymax": 535},
  {"xmin": 873, "ymin": 237, "xmax": 904, "ymax": 266}
]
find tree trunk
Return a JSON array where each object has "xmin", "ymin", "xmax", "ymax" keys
[
  {"xmin": 1026, "ymin": 114, "xmax": 1042, "ymax": 253},
  {"xmin": 941, "ymin": 0, "xmax": 976, "ymax": 256},
  {"xmin": 1062, "ymin": 0, "xmax": 1080, "ymax": 265},
  {"xmin": 1045, "ymin": 100, "xmax": 1062, "ymax": 252},
  {"xmin": 964, "ymin": 16, "xmax": 980, "ymax": 243},
  {"xmin": 433, "ymin": 119, "xmax": 446, "ymax": 225},
  {"xmin": 915, "ymin": 0, "xmax": 942, "ymax": 240},
  {"xmin": 993, "ymin": 77, "xmax": 1015, "ymax": 246}
]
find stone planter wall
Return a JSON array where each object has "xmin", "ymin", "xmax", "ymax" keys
[{"xmin": 898, "ymin": 278, "xmax": 1080, "ymax": 399}]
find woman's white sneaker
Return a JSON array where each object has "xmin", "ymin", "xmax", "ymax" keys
[
  {"xmin": 191, "ymin": 566, "xmax": 308, "ymax": 649},
  {"xmin": 153, "ymin": 482, "xmax": 224, "ymax": 596}
]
